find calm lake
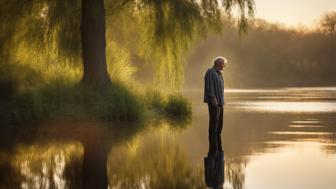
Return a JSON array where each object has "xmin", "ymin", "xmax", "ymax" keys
[{"xmin": 1, "ymin": 87, "xmax": 336, "ymax": 189}]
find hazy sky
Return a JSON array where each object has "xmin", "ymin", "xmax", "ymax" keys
[{"xmin": 254, "ymin": 0, "xmax": 336, "ymax": 27}]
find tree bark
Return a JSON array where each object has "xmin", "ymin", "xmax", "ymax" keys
[{"xmin": 81, "ymin": 0, "xmax": 110, "ymax": 86}]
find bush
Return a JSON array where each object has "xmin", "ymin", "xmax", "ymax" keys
[
  {"xmin": 143, "ymin": 89, "xmax": 166, "ymax": 113},
  {"xmin": 165, "ymin": 95, "xmax": 192, "ymax": 118},
  {"xmin": 143, "ymin": 89, "xmax": 192, "ymax": 120}
]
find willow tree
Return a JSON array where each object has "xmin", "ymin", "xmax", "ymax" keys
[
  {"xmin": 114, "ymin": 0, "xmax": 255, "ymax": 90},
  {"xmin": 1, "ymin": 1, "xmax": 255, "ymax": 188},
  {"xmin": 1, "ymin": 0, "xmax": 254, "ymax": 87}
]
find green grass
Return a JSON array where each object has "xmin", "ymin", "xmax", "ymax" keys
[
  {"xmin": 12, "ymin": 81, "xmax": 145, "ymax": 122},
  {"xmin": 0, "ymin": 61, "xmax": 191, "ymax": 124}
]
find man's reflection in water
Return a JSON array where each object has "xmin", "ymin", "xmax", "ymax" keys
[{"xmin": 204, "ymin": 148, "xmax": 224, "ymax": 189}]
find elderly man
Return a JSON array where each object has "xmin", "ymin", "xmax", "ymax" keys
[{"xmin": 204, "ymin": 56, "xmax": 227, "ymax": 155}]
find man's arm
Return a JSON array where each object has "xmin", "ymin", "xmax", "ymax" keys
[{"xmin": 205, "ymin": 70, "xmax": 218, "ymax": 107}]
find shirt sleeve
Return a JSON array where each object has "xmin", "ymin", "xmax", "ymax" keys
[{"xmin": 205, "ymin": 70, "xmax": 215, "ymax": 98}]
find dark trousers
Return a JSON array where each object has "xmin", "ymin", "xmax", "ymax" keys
[{"xmin": 208, "ymin": 103, "xmax": 223, "ymax": 154}]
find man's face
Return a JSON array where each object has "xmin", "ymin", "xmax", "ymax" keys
[{"xmin": 217, "ymin": 61, "xmax": 225, "ymax": 71}]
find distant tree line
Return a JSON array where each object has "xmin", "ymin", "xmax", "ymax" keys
[{"xmin": 184, "ymin": 12, "xmax": 336, "ymax": 88}]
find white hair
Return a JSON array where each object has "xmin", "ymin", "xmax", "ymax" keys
[{"xmin": 213, "ymin": 56, "xmax": 228, "ymax": 66}]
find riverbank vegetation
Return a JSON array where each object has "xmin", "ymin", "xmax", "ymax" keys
[
  {"xmin": 0, "ymin": 59, "xmax": 192, "ymax": 123},
  {"xmin": 0, "ymin": 0, "xmax": 254, "ymax": 123}
]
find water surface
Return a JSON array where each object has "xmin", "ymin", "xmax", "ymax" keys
[{"xmin": 1, "ymin": 87, "xmax": 336, "ymax": 188}]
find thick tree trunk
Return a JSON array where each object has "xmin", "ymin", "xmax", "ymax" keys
[
  {"xmin": 81, "ymin": 0, "xmax": 110, "ymax": 86},
  {"xmin": 82, "ymin": 137, "xmax": 109, "ymax": 189},
  {"xmin": 80, "ymin": 0, "xmax": 110, "ymax": 188}
]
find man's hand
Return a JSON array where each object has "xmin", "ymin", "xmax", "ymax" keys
[{"xmin": 210, "ymin": 97, "xmax": 218, "ymax": 107}]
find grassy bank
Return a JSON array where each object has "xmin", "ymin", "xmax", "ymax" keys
[{"xmin": 0, "ymin": 61, "xmax": 191, "ymax": 124}]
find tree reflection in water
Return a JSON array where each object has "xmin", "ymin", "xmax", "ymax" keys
[
  {"xmin": 108, "ymin": 123, "xmax": 205, "ymax": 189},
  {"xmin": 0, "ymin": 119, "xmax": 248, "ymax": 189},
  {"xmin": 11, "ymin": 142, "xmax": 83, "ymax": 189},
  {"xmin": 0, "ymin": 120, "xmax": 129, "ymax": 189}
]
